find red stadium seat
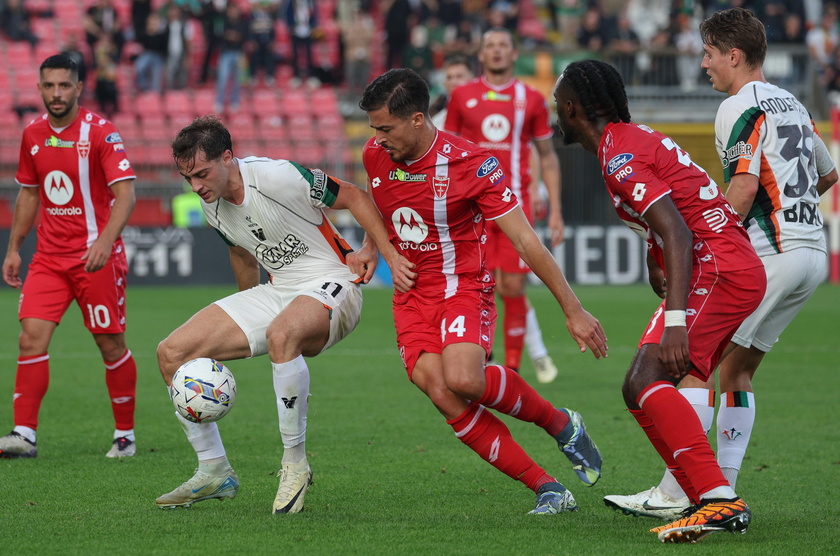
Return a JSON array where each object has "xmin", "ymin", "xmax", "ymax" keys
[
  {"xmin": 278, "ymin": 89, "xmax": 309, "ymax": 117},
  {"xmin": 235, "ymin": 139, "xmax": 262, "ymax": 158},
  {"xmin": 251, "ymin": 89, "xmax": 280, "ymax": 116},
  {"xmin": 292, "ymin": 141, "xmax": 325, "ymax": 166},
  {"xmin": 163, "ymin": 90, "xmax": 194, "ymax": 119},
  {"xmin": 192, "ymin": 89, "xmax": 216, "ymax": 116},
  {"xmin": 134, "ymin": 91, "xmax": 165, "ymax": 115},
  {"xmin": 140, "ymin": 115, "xmax": 173, "ymax": 143}
]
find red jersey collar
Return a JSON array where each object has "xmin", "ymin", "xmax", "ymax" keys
[
  {"xmin": 479, "ymin": 76, "xmax": 516, "ymax": 91},
  {"xmin": 405, "ymin": 129, "xmax": 440, "ymax": 166}
]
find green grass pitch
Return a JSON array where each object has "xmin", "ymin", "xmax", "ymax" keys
[{"xmin": 1, "ymin": 284, "xmax": 838, "ymax": 555}]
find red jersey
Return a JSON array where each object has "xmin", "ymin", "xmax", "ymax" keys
[
  {"xmin": 444, "ymin": 77, "xmax": 553, "ymax": 206},
  {"xmin": 16, "ymin": 107, "xmax": 136, "ymax": 257},
  {"xmin": 363, "ymin": 130, "xmax": 518, "ymax": 301},
  {"xmin": 599, "ymin": 122, "xmax": 760, "ymax": 273}
]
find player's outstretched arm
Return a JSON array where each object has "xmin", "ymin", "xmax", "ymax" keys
[
  {"xmin": 82, "ymin": 178, "xmax": 136, "ymax": 272},
  {"xmin": 3, "ymin": 186, "xmax": 40, "ymax": 288},
  {"xmin": 495, "ymin": 206, "xmax": 608, "ymax": 358},
  {"xmin": 333, "ymin": 179, "xmax": 416, "ymax": 291}
]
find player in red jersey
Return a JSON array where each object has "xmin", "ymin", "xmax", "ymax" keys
[
  {"xmin": 359, "ymin": 68, "xmax": 607, "ymax": 514},
  {"xmin": 445, "ymin": 28, "xmax": 563, "ymax": 382},
  {"xmin": 554, "ymin": 59, "xmax": 766, "ymax": 543},
  {"xmin": 1, "ymin": 54, "xmax": 138, "ymax": 459}
]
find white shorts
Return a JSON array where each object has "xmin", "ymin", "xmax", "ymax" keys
[
  {"xmin": 731, "ymin": 247, "xmax": 826, "ymax": 352},
  {"xmin": 214, "ymin": 278, "xmax": 363, "ymax": 357}
]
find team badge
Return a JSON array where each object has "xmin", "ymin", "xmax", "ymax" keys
[
  {"xmin": 432, "ymin": 176, "xmax": 450, "ymax": 199},
  {"xmin": 77, "ymin": 140, "xmax": 90, "ymax": 159}
]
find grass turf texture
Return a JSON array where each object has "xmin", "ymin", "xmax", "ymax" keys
[{"xmin": 1, "ymin": 284, "xmax": 838, "ymax": 555}]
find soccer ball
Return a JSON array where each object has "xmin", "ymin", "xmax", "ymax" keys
[{"xmin": 169, "ymin": 358, "xmax": 237, "ymax": 423}]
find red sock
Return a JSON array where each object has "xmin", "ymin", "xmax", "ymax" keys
[
  {"xmin": 477, "ymin": 365, "xmax": 569, "ymax": 436},
  {"xmin": 502, "ymin": 295, "xmax": 527, "ymax": 369},
  {"xmin": 636, "ymin": 382, "xmax": 728, "ymax": 500},
  {"xmin": 14, "ymin": 353, "xmax": 50, "ymax": 430},
  {"xmin": 447, "ymin": 402, "xmax": 554, "ymax": 492},
  {"xmin": 629, "ymin": 408, "xmax": 699, "ymax": 502},
  {"xmin": 105, "ymin": 350, "xmax": 137, "ymax": 430}
]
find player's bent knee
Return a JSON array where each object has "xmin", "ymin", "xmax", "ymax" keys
[
  {"xmin": 156, "ymin": 338, "xmax": 184, "ymax": 382},
  {"xmin": 442, "ymin": 373, "xmax": 483, "ymax": 401}
]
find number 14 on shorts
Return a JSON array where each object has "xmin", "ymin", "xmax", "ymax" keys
[{"xmin": 441, "ymin": 315, "xmax": 467, "ymax": 340}]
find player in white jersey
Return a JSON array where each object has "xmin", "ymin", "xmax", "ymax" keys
[
  {"xmin": 604, "ymin": 7, "xmax": 838, "ymax": 521},
  {"xmin": 154, "ymin": 116, "xmax": 414, "ymax": 514}
]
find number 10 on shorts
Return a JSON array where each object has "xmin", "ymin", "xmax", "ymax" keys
[{"xmin": 86, "ymin": 304, "xmax": 112, "ymax": 328}]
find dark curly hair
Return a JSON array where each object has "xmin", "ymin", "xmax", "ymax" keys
[{"xmin": 557, "ymin": 60, "xmax": 631, "ymax": 124}]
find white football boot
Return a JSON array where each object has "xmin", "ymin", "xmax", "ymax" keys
[
  {"xmin": 156, "ymin": 467, "xmax": 239, "ymax": 508},
  {"xmin": 273, "ymin": 459, "xmax": 313, "ymax": 514},
  {"xmin": 604, "ymin": 486, "xmax": 691, "ymax": 520}
]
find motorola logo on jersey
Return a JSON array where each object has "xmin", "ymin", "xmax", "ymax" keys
[
  {"xmin": 392, "ymin": 207, "xmax": 429, "ymax": 244},
  {"xmin": 44, "ymin": 170, "xmax": 74, "ymax": 205},
  {"xmin": 481, "ymin": 114, "xmax": 510, "ymax": 142}
]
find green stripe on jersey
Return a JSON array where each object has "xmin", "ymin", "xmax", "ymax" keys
[
  {"xmin": 723, "ymin": 106, "xmax": 763, "ymax": 183},
  {"xmin": 290, "ymin": 160, "xmax": 339, "ymax": 208}
]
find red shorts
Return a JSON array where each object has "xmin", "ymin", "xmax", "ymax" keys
[
  {"xmin": 19, "ymin": 250, "xmax": 129, "ymax": 334},
  {"xmin": 485, "ymin": 201, "xmax": 533, "ymax": 274},
  {"xmin": 639, "ymin": 266, "xmax": 766, "ymax": 380},
  {"xmin": 393, "ymin": 288, "xmax": 497, "ymax": 379}
]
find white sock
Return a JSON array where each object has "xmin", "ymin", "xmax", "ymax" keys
[
  {"xmin": 13, "ymin": 426, "xmax": 36, "ymax": 444},
  {"xmin": 658, "ymin": 388, "xmax": 716, "ymax": 500},
  {"xmin": 700, "ymin": 485, "xmax": 737, "ymax": 500},
  {"xmin": 273, "ymin": 355, "xmax": 310, "ymax": 464},
  {"xmin": 717, "ymin": 391, "xmax": 755, "ymax": 489},
  {"xmin": 114, "ymin": 429, "xmax": 135, "ymax": 442},
  {"xmin": 175, "ymin": 412, "xmax": 226, "ymax": 461},
  {"xmin": 524, "ymin": 307, "xmax": 548, "ymax": 360}
]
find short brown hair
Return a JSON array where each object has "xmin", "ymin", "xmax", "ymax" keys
[{"xmin": 700, "ymin": 7, "xmax": 766, "ymax": 69}]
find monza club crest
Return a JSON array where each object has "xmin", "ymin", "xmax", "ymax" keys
[
  {"xmin": 432, "ymin": 176, "xmax": 450, "ymax": 199},
  {"xmin": 77, "ymin": 140, "xmax": 90, "ymax": 159}
]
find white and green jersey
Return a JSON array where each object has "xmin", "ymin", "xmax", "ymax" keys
[
  {"xmin": 202, "ymin": 157, "xmax": 359, "ymax": 283},
  {"xmin": 715, "ymin": 81, "xmax": 830, "ymax": 256}
]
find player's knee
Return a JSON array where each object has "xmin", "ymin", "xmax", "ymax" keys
[
  {"xmin": 442, "ymin": 371, "xmax": 482, "ymax": 400},
  {"xmin": 266, "ymin": 327, "xmax": 293, "ymax": 359},
  {"xmin": 156, "ymin": 338, "xmax": 182, "ymax": 381},
  {"xmin": 18, "ymin": 329, "xmax": 46, "ymax": 355},
  {"xmin": 96, "ymin": 336, "xmax": 127, "ymax": 362},
  {"xmin": 621, "ymin": 380, "xmax": 638, "ymax": 409}
]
